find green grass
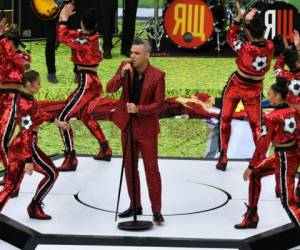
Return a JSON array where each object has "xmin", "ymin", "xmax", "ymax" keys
[
  {"xmin": 0, "ymin": 4, "xmax": 297, "ymax": 173},
  {"xmin": 13, "ymin": 17, "xmax": 279, "ymax": 161},
  {"xmin": 118, "ymin": 0, "xmax": 164, "ymax": 8},
  {"xmin": 27, "ymin": 37, "xmax": 277, "ymax": 159},
  {"xmin": 288, "ymin": 0, "xmax": 300, "ymax": 10}
]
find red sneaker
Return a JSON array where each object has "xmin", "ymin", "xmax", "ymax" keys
[
  {"xmin": 216, "ymin": 152, "xmax": 228, "ymax": 171},
  {"xmin": 235, "ymin": 203, "xmax": 259, "ymax": 229},
  {"xmin": 93, "ymin": 141, "xmax": 112, "ymax": 161},
  {"xmin": 27, "ymin": 201, "xmax": 51, "ymax": 220},
  {"xmin": 11, "ymin": 188, "xmax": 19, "ymax": 199},
  {"xmin": 57, "ymin": 150, "xmax": 78, "ymax": 172}
]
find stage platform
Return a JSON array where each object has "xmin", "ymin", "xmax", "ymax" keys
[{"xmin": 0, "ymin": 157, "xmax": 299, "ymax": 250}]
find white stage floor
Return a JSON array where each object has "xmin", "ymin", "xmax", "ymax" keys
[{"xmin": 0, "ymin": 157, "xmax": 295, "ymax": 249}]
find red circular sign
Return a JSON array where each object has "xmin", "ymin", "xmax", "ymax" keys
[{"xmin": 164, "ymin": 0, "xmax": 214, "ymax": 49}]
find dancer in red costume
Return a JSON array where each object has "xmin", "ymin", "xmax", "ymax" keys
[
  {"xmin": 274, "ymin": 31, "xmax": 300, "ymax": 110},
  {"xmin": 161, "ymin": 93, "xmax": 219, "ymax": 119},
  {"xmin": 0, "ymin": 18, "xmax": 31, "ymax": 185},
  {"xmin": 55, "ymin": 4, "xmax": 111, "ymax": 172},
  {"xmin": 235, "ymin": 78, "xmax": 300, "ymax": 229},
  {"xmin": 0, "ymin": 70, "xmax": 68, "ymax": 219},
  {"xmin": 217, "ymin": 2, "xmax": 274, "ymax": 171},
  {"xmin": 274, "ymin": 31, "xmax": 300, "ymax": 203},
  {"xmin": 37, "ymin": 93, "xmax": 219, "ymax": 121},
  {"xmin": 107, "ymin": 38, "xmax": 165, "ymax": 224}
]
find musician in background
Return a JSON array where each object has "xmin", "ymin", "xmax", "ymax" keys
[
  {"xmin": 121, "ymin": 0, "xmax": 139, "ymax": 57},
  {"xmin": 44, "ymin": 19, "xmax": 59, "ymax": 83},
  {"xmin": 99, "ymin": 0, "xmax": 117, "ymax": 59}
]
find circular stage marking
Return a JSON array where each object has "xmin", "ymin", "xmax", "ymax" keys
[{"xmin": 74, "ymin": 181, "xmax": 232, "ymax": 216}]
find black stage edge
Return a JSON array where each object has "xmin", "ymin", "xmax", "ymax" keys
[
  {"xmin": 0, "ymin": 214, "xmax": 40, "ymax": 250},
  {"xmin": 0, "ymin": 213, "xmax": 299, "ymax": 249},
  {"xmin": 244, "ymin": 223, "xmax": 300, "ymax": 250}
]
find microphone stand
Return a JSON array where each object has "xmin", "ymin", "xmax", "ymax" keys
[{"xmin": 117, "ymin": 69, "xmax": 153, "ymax": 231}]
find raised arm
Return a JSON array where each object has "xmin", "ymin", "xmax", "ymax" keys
[
  {"xmin": 56, "ymin": 3, "xmax": 93, "ymax": 51},
  {"xmin": 57, "ymin": 23, "xmax": 96, "ymax": 51},
  {"xmin": 274, "ymin": 53, "xmax": 293, "ymax": 79},
  {"xmin": 0, "ymin": 36, "xmax": 32, "ymax": 65}
]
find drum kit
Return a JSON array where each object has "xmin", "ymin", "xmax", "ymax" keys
[{"xmin": 138, "ymin": 0, "xmax": 279, "ymax": 52}]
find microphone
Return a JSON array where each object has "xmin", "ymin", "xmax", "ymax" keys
[
  {"xmin": 123, "ymin": 69, "xmax": 130, "ymax": 79},
  {"xmin": 122, "ymin": 61, "xmax": 133, "ymax": 79}
]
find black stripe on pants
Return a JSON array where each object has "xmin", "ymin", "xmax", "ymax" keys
[
  {"xmin": 279, "ymin": 151, "xmax": 300, "ymax": 229},
  {"xmin": 32, "ymin": 143, "xmax": 57, "ymax": 203}
]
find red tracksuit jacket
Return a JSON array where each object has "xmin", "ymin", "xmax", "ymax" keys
[
  {"xmin": 10, "ymin": 93, "xmax": 54, "ymax": 163},
  {"xmin": 0, "ymin": 35, "xmax": 31, "ymax": 84},
  {"xmin": 227, "ymin": 22, "xmax": 274, "ymax": 78},
  {"xmin": 274, "ymin": 54, "xmax": 300, "ymax": 105},
  {"xmin": 249, "ymin": 104, "xmax": 298, "ymax": 167},
  {"xmin": 57, "ymin": 22, "xmax": 103, "ymax": 67}
]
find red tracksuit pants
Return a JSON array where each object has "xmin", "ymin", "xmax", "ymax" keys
[
  {"xmin": 248, "ymin": 154, "xmax": 279, "ymax": 207},
  {"xmin": 121, "ymin": 132, "xmax": 162, "ymax": 213},
  {"xmin": 0, "ymin": 91, "xmax": 19, "ymax": 167},
  {"xmin": 219, "ymin": 73, "xmax": 262, "ymax": 158},
  {"xmin": 249, "ymin": 149, "xmax": 300, "ymax": 228},
  {"xmin": 57, "ymin": 70, "xmax": 106, "ymax": 153},
  {"xmin": 0, "ymin": 136, "xmax": 59, "ymax": 211}
]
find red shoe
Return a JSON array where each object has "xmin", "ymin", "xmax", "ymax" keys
[
  {"xmin": 11, "ymin": 188, "xmax": 19, "ymax": 199},
  {"xmin": 93, "ymin": 141, "xmax": 112, "ymax": 161},
  {"xmin": 275, "ymin": 188, "xmax": 281, "ymax": 198},
  {"xmin": 57, "ymin": 150, "xmax": 78, "ymax": 172},
  {"xmin": 27, "ymin": 201, "xmax": 51, "ymax": 220},
  {"xmin": 216, "ymin": 152, "xmax": 228, "ymax": 171},
  {"xmin": 235, "ymin": 204, "xmax": 259, "ymax": 229}
]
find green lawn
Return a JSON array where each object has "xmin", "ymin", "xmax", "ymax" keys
[
  {"xmin": 26, "ymin": 33, "xmax": 278, "ymax": 159},
  {"xmin": 0, "ymin": 18, "xmax": 287, "ymax": 174},
  {"xmin": 288, "ymin": 0, "xmax": 300, "ymax": 10},
  {"xmin": 118, "ymin": 0, "xmax": 164, "ymax": 8},
  {"xmin": 0, "ymin": 3, "xmax": 297, "ymax": 173},
  {"xmin": 28, "ymin": 40, "xmax": 216, "ymax": 158}
]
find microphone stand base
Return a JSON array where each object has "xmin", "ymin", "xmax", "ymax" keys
[{"xmin": 118, "ymin": 220, "xmax": 153, "ymax": 231}]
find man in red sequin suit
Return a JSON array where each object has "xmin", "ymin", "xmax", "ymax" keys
[{"xmin": 107, "ymin": 39, "xmax": 165, "ymax": 224}]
